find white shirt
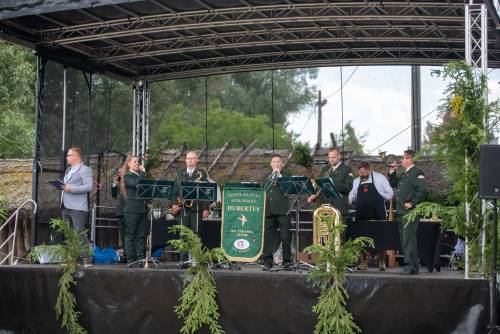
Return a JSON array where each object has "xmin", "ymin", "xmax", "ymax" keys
[
  {"xmin": 64, "ymin": 163, "xmax": 82, "ymax": 183},
  {"xmin": 329, "ymin": 162, "xmax": 341, "ymax": 174},
  {"xmin": 348, "ymin": 171, "xmax": 393, "ymax": 205}
]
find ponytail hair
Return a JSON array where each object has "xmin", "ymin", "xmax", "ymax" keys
[{"xmin": 119, "ymin": 155, "xmax": 137, "ymax": 198}]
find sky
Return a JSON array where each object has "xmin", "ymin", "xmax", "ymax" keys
[{"xmin": 287, "ymin": 65, "xmax": 500, "ymax": 155}]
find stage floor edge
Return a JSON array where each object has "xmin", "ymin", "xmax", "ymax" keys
[{"xmin": 0, "ymin": 264, "xmax": 489, "ymax": 334}]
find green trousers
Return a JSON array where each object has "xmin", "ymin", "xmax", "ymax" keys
[
  {"xmin": 399, "ymin": 215, "xmax": 420, "ymax": 272},
  {"xmin": 124, "ymin": 212, "xmax": 149, "ymax": 263},
  {"xmin": 116, "ymin": 216, "xmax": 127, "ymax": 258},
  {"xmin": 263, "ymin": 215, "xmax": 291, "ymax": 265}
]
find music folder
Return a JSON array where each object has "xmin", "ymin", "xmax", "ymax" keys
[{"xmin": 48, "ymin": 179, "xmax": 64, "ymax": 191}]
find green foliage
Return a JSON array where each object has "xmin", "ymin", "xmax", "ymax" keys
[
  {"xmin": 0, "ymin": 42, "xmax": 36, "ymax": 158},
  {"xmin": 169, "ymin": 225, "xmax": 227, "ymax": 334},
  {"xmin": 421, "ymin": 61, "xmax": 500, "ymax": 275},
  {"xmin": 153, "ymin": 103, "xmax": 293, "ymax": 149},
  {"xmin": 336, "ymin": 121, "xmax": 367, "ymax": 155},
  {"xmin": 50, "ymin": 218, "xmax": 91, "ymax": 334},
  {"xmin": 151, "ymin": 69, "xmax": 318, "ymax": 126},
  {"xmin": 292, "ymin": 142, "xmax": 313, "ymax": 175},
  {"xmin": 428, "ymin": 62, "xmax": 498, "ymax": 204},
  {"xmin": 405, "ymin": 202, "xmax": 462, "ymax": 231},
  {"xmin": 304, "ymin": 214, "xmax": 373, "ymax": 334},
  {"xmin": 27, "ymin": 244, "xmax": 64, "ymax": 263}
]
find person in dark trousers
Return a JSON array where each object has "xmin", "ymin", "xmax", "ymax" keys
[
  {"xmin": 60, "ymin": 147, "xmax": 93, "ymax": 267},
  {"xmin": 261, "ymin": 154, "xmax": 292, "ymax": 271},
  {"xmin": 388, "ymin": 149, "xmax": 427, "ymax": 275},
  {"xmin": 121, "ymin": 155, "xmax": 148, "ymax": 264},
  {"xmin": 307, "ymin": 147, "xmax": 354, "ymax": 218},
  {"xmin": 349, "ymin": 161, "xmax": 393, "ymax": 270},
  {"xmin": 171, "ymin": 151, "xmax": 210, "ymax": 231},
  {"xmin": 112, "ymin": 164, "xmax": 126, "ymax": 262},
  {"xmin": 170, "ymin": 151, "xmax": 210, "ymax": 262}
]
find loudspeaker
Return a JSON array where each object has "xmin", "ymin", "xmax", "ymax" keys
[{"xmin": 479, "ymin": 144, "xmax": 500, "ymax": 199}]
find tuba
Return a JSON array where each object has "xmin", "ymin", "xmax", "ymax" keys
[{"xmin": 313, "ymin": 204, "xmax": 342, "ymax": 249}]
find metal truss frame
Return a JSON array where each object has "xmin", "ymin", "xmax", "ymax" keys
[
  {"xmin": 464, "ymin": 2, "xmax": 489, "ymax": 280},
  {"xmin": 132, "ymin": 82, "xmax": 150, "ymax": 160},
  {"xmin": 1, "ymin": 0, "xmax": 499, "ymax": 81}
]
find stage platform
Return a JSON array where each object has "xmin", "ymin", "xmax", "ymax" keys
[{"xmin": 0, "ymin": 264, "xmax": 489, "ymax": 334}]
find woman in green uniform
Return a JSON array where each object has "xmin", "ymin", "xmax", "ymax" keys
[{"xmin": 120, "ymin": 155, "xmax": 148, "ymax": 264}]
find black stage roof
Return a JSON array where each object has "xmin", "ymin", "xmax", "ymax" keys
[{"xmin": 1, "ymin": 0, "xmax": 500, "ymax": 82}]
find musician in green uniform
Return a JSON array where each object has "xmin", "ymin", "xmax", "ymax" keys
[
  {"xmin": 121, "ymin": 155, "xmax": 149, "ymax": 264},
  {"xmin": 171, "ymin": 151, "xmax": 210, "ymax": 236},
  {"xmin": 112, "ymin": 165, "xmax": 126, "ymax": 261},
  {"xmin": 307, "ymin": 147, "xmax": 354, "ymax": 217},
  {"xmin": 261, "ymin": 154, "xmax": 292, "ymax": 271},
  {"xmin": 388, "ymin": 149, "xmax": 427, "ymax": 275}
]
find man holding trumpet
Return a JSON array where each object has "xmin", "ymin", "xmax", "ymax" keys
[{"xmin": 388, "ymin": 149, "xmax": 427, "ymax": 275}]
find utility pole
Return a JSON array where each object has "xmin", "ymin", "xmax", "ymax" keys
[{"xmin": 316, "ymin": 90, "xmax": 327, "ymax": 149}]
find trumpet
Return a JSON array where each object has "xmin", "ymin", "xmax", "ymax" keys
[
  {"xmin": 171, "ymin": 167, "xmax": 208, "ymax": 215},
  {"xmin": 309, "ymin": 165, "xmax": 334, "ymax": 202}
]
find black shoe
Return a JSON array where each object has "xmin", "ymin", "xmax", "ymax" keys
[
  {"xmin": 282, "ymin": 262, "xmax": 292, "ymax": 271},
  {"xmin": 262, "ymin": 262, "xmax": 273, "ymax": 271}
]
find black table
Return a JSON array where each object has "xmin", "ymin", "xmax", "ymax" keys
[
  {"xmin": 151, "ymin": 218, "xmax": 221, "ymax": 251},
  {"xmin": 344, "ymin": 220, "xmax": 443, "ymax": 272},
  {"xmin": 152, "ymin": 217, "xmax": 443, "ymax": 273}
]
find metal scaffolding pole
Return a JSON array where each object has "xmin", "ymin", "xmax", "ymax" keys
[
  {"xmin": 60, "ymin": 67, "xmax": 67, "ymax": 173},
  {"xmin": 132, "ymin": 82, "xmax": 150, "ymax": 160},
  {"xmin": 464, "ymin": 2, "xmax": 488, "ymax": 280},
  {"xmin": 411, "ymin": 65, "xmax": 422, "ymax": 152},
  {"xmin": 31, "ymin": 56, "xmax": 46, "ymax": 247}
]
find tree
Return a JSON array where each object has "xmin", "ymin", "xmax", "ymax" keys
[
  {"xmin": 408, "ymin": 61, "xmax": 500, "ymax": 276},
  {"xmin": 0, "ymin": 41, "xmax": 317, "ymax": 157},
  {"xmin": 152, "ymin": 102, "xmax": 294, "ymax": 149},
  {"xmin": 0, "ymin": 42, "xmax": 36, "ymax": 158},
  {"xmin": 149, "ymin": 69, "xmax": 318, "ymax": 146},
  {"xmin": 335, "ymin": 121, "xmax": 367, "ymax": 154}
]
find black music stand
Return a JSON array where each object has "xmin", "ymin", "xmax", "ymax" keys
[
  {"xmin": 129, "ymin": 179, "xmax": 174, "ymax": 269},
  {"xmin": 224, "ymin": 181, "xmax": 261, "ymax": 189},
  {"xmin": 277, "ymin": 176, "xmax": 315, "ymax": 271},
  {"xmin": 179, "ymin": 180, "xmax": 217, "ymax": 266},
  {"xmin": 314, "ymin": 177, "xmax": 342, "ymax": 201}
]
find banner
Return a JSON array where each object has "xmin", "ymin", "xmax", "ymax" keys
[{"xmin": 221, "ymin": 188, "xmax": 266, "ymax": 262}]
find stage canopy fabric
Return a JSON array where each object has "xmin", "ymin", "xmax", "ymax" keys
[{"xmin": 1, "ymin": 0, "xmax": 500, "ymax": 82}]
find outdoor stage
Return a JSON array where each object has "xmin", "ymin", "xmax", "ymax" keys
[{"xmin": 0, "ymin": 264, "xmax": 488, "ymax": 334}]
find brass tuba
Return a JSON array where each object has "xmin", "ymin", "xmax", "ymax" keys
[{"xmin": 313, "ymin": 204, "xmax": 342, "ymax": 249}]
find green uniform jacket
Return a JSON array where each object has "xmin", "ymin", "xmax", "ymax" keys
[
  {"xmin": 175, "ymin": 167, "xmax": 210, "ymax": 212},
  {"xmin": 318, "ymin": 164, "xmax": 353, "ymax": 215},
  {"xmin": 261, "ymin": 170, "xmax": 291, "ymax": 217},
  {"xmin": 388, "ymin": 166, "xmax": 427, "ymax": 215},
  {"xmin": 123, "ymin": 171, "xmax": 148, "ymax": 214},
  {"xmin": 111, "ymin": 182, "xmax": 125, "ymax": 217}
]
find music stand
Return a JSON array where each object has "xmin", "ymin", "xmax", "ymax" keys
[
  {"xmin": 179, "ymin": 180, "xmax": 217, "ymax": 266},
  {"xmin": 129, "ymin": 179, "xmax": 174, "ymax": 269},
  {"xmin": 314, "ymin": 177, "xmax": 342, "ymax": 200},
  {"xmin": 277, "ymin": 176, "xmax": 315, "ymax": 271},
  {"xmin": 223, "ymin": 181, "xmax": 261, "ymax": 189}
]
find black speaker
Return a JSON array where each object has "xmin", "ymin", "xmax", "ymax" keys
[{"xmin": 479, "ymin": 144, "xmax": 500, "ymax": 199}]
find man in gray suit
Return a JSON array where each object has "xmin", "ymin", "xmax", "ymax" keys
[{"xmin": 61, "ymin": 147, "xmax": 93, "ymax": 264}]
